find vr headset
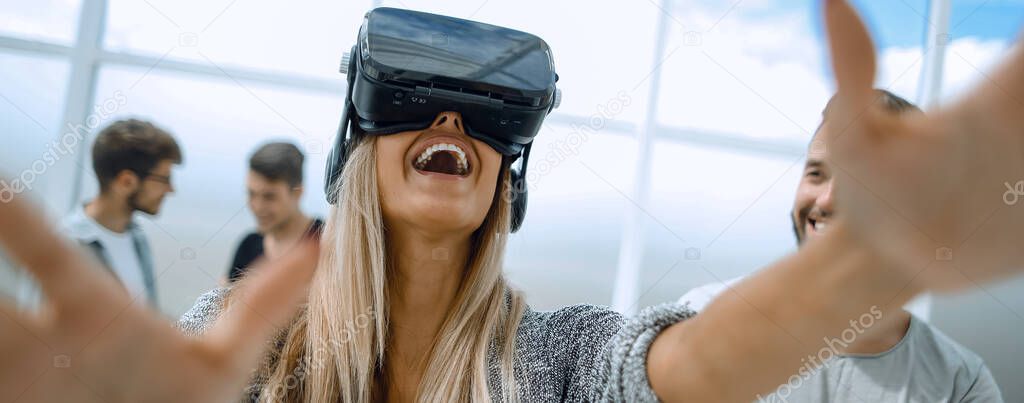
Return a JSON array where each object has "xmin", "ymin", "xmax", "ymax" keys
[{"xmin": 325, "ymin": 7, "xmax": 561, "ymax": 232}]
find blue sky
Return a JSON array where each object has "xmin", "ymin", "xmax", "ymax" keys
[
  {"xmin": 737, "ymin": 0, "xmax": 1023, "ymax": 47},
  {"xmin": 717, "ymin": 0, "xmax": 1022, "ymax": 92},
  {"xmin": 948, "ymin": 0, "xmax": 1024, "ymax": 38},
  {"xmin": 858, "ymin": 0, "xmax": 1024, "ymax": 44}
]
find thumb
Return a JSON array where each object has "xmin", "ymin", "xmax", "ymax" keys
[{"xmin": 824, "ymin": 0, "xmax": 878, "ymax": 117}]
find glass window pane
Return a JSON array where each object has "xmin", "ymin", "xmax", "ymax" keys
[
  {"xmin": 104, "ymin": 0, "xmax": 373, "ymax": 79},
  {"xmin": 856, "ymin": 0, "xmax": 931, "ymax": 102},
  {"xmin": 654, "ymin": 0, "xmax": 928, "ymax": 141},
  {"xmin": 941, "ymin": 2, "xmax": 1024, "ymax": 101},
  {"xmin": 90, "ymin": 65, "xmax": 344, "ymax": 315},
  {"xmin": 0, "ymin": 52, "xmax": 71, "ymax": 209},
  {"xmin": 376, "ymin": 0, "xmax": 660, "ymax": 124},
  {"xmin": 0, "ymin": 52, "xmax": 70, "ymax": 296},
  {"xmin": 934, "ymin": 4, "xmax": 1024, "ymax": 402},
  {"xmin": 0, "ymin": 0, "xmax": 83, "ymax": 44},
  {"xmin": 505, "ymin": 125, "xmax": 636, "ymax": 310},
  {"xmin": 637, "ymin": 141, "xmax": 802, "ymax": 309}
]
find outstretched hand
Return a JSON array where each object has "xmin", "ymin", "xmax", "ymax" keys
[
  {"xmin": 822, "ymin": 0, "xmax": 1024, "ymax": 292},
  {"xmin": 0, "ymin": 194, "xmax": 319, "ymax": 402}
]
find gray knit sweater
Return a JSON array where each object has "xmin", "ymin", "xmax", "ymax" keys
[{"xmin": 178, "ymin": 288, "xmax": 695, "ymax": 402}]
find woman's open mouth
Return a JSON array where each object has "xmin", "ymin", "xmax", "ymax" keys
[{"xmin": 413, "ymin": 142, "xmax": 471, "ymax": 177}]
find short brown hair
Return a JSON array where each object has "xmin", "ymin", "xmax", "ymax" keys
[
  {"xmin": 822, "ymin": 89, "xmax": 922, "ymax": 120},
  {"xmin": 249, "ymin": 142, "xmax": 304, "ymax": 187},
  {"xmin": 92, "ymin": 119, "xmax": 182, "ymax": 191}
]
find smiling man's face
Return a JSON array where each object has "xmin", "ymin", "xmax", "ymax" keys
[
  {"xmin": 792, "ymin": 123, "xmax": 836, "ymax": 245},
  {"xmin": 791, "ymin": 90, "xmax": 923, "ymax": 245}
]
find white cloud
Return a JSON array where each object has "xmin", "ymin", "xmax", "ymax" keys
[
  {"xmin": 877, "ymin": 46, "xmax": 925, "ymax": 103},
  {"xmin": 874, "ymin": 37, "xmax": 1010, "ymax": 108},
  {"xmin": 654, "ymin": 5, "xmax": 831, "ymax": 141},
  {"xmin": 941, "ymin": 37, "xmax": 1012, "ymax": 102},
  {"xmin": 650, "ymin": 3, "xmax": 1009, "ymax": 140}
]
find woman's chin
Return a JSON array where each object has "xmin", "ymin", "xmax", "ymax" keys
[
  {"xmin": 379, "ymin": 187, "xmax": 492, "ymax": 236},
  {"xmin": 396, "ymin": 206, "xmax": 484, "ymax": 234}
]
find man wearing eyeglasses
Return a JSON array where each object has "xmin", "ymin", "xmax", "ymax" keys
[{"xmin": 18, "ymin": 119, "xmax": 183, "ymax": 310}]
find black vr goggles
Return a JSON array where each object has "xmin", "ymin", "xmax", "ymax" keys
[{"xmin": 325, "ymin": 7, "xmax": 561, "ymax": 232}]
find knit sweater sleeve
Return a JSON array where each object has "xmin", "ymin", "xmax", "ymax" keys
[
  {"xmin": 177, "ymin": 287, "xmax": 229, "ymax": 337},
  {"xmin": 564, "ymin": 303, "xmax": 696, "ymax": 402}
]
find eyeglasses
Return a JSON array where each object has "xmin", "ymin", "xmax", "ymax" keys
[{"xmin": 144, "ymin": 173, "xmax": 173, "ymax": 185}]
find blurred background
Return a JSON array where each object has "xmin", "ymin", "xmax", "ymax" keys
[{"xmin": 1, "ymin": 0, "xmax": 1022, "ymax": 400}]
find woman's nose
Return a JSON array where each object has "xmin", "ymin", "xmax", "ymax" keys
[{"xmin": 429, "ymin": 111, "xmax": 466, "ymax": 134}]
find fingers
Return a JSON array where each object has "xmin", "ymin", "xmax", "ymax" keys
[
  {"xmin": 0, "ymin": 296, "xmax": 45, "ymax": 347},
  {"xmin": 0, "ymin": 193, "xmax": 122, "ymax": 307},
  {"xmin": 0, "ymin": 298, "xmax": 49, "ymax": 396},
  {"xmin": 823, "ymin": 0, "xmax": 878, "ymax": 116},
  {"xmin": 202, "ymin": 239, "xmax": 320, "ymax": 368}
]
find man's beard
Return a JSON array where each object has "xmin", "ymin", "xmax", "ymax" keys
[
  {"xmin": 129, "ymin": 189, "xmax": 158, "ymax": 215},
  {"xmin": 791, "ymin": 207, "xmax": 809, "ymax": 246},
  {"xmin": 261, "ymin": 213, "xmax": 295, "ymax": 235}
]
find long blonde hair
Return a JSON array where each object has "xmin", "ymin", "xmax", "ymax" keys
[{"xmin": 252, "ymin": 136, "xmax": 526, "ymax": 402}]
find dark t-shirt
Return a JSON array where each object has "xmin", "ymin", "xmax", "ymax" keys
[{"xmin": 227, "ymin": 218, "xmax": 324, "ymax": 283}]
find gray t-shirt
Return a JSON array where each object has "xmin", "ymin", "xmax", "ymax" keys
[{"xmin": 680, "ymin": 279, "xmax": 1003, "ymax": 403}]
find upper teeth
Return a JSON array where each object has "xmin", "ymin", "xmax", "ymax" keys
[
  {"xmin": 813, "ymin": 221, "xmax": 827, "ymax": 232},
  {"xmin": 416, "ymin": 143, "xmax": 469, "ymax": 172}
]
